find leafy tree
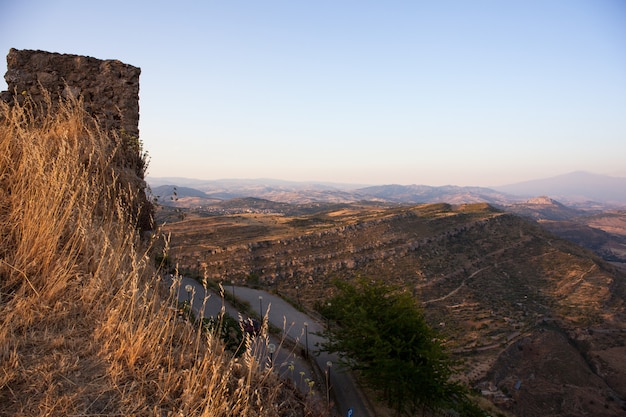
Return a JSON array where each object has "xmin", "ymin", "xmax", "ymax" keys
[{"xmin": 319, "ymin": 278, "xmax": 483, "ymax": 416}]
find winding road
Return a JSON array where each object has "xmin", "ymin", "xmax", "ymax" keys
[{"xmin": 168, "ymin": 276, "xmax": 374, "ymax": 417}]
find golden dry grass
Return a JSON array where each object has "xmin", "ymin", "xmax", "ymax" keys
[{"xmin": 0, "ymin": 95, "xmax": 321, "ymax": 416}]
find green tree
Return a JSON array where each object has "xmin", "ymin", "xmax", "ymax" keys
[{"xmin": 319, "ymin": 278, "xmax": 483, "ymax": 416}]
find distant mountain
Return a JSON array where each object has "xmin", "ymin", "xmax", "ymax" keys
[
  {"xmin": 504, "ymin": 196, "xmax": 586, "ymax": 221},
  {"xmin": 493, "ymin": 172, "xmax": 626, "ymax": 205},
  {"xmin": 149, "ymin": 185, "xmax": 225, "ymax": 207},
  {"xmin": 150, "ymin": 185, "xmax": 211, "ymax": 200},
  {"xmin": 148, "ymin": 172, "xmax": 626, "ymax": 208},
  {"xmin": 356, "ymin": 184, "xmax": 517, "ymax": 205},
  {"xmin": 147, "ymin": 178, "xmax": 522, "ymax": 206},
  {"xmin": 147, "ymin": 178, "xmax": 369, "ymax": 204}
]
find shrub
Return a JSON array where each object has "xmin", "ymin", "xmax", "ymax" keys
[{"xmin": 320, "ymin": 278, "xmax": 485, "ymax": 416}]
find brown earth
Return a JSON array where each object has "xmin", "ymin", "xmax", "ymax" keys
[
  {"xmin": 158, "ymin": 202, "xmax": 626, "ymax": 416},
  {"xmin": 539, "ymin": 211, "xmax": 626, "ymax": 266},
  {"xmin": 483, "ymin": 326, "xmax": 625, "ymax": 416}
]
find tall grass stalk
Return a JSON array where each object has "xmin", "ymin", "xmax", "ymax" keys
[{"xmin": 0, "ymin": 94, "xmax": 321, "ymax": 416}]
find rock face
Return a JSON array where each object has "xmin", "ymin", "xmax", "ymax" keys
[{"xmin": 1, "ymin": 48, "xmax": 152, "ymax": 230}]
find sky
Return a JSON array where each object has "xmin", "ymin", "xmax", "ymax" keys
[{"xmin": 1, "ymin": 1, "xmax": 625, "ymax": 187}]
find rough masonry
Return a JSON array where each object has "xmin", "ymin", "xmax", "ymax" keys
[
  {"xmin": 1, "ymin": 48, "xmax": 152, "ymax": 230},
  {"xmin": 1, "ymin": 48, "xmax": 141, "ymax": 138}
]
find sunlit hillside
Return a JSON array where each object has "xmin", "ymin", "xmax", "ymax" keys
[
  {"xmin": 160, "ymin": 200, "xmax": 626, "ymax": 417},
  {"xmin": 0, "ymin": 96, "xmax": 320, "ymax": 416}
]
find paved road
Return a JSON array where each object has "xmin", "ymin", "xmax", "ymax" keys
[
  {"xmin": 233, "ymin": 286, "xmax": 375, "ymax": 417},
  {"xmin": 166, "ymin": 276, "xmax": 317, "ymax": 398},
  {"xmin": 168, "ymin": 276, "xmax": 375, "ymax": 416}
]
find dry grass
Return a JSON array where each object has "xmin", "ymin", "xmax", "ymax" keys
[{"xmin": 0, "ymin": 95, "xmax": 321, "ymax": 416}]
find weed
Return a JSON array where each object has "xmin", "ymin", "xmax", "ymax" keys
[{"xmin": 0, "ymin": 93, "xmax": 323, "ymax": 416}]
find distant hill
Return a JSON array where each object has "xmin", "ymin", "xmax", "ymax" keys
[
  {"xmin": 356, "ymin": 184, "xmax": 517, "ymax": 205},
  {"xmin": 148, "ymin": 178, "xmax": 521, "ymax": 206},
  {"xmin": 149, "ymin": 184, "xmax": 225, "ymax": 208},
  {"xmin": 504, "ymin": 196, "xmax": 586, "ymax": 221},
  {"xmin": 502, "ymin": 197, "xmax": 626, "ymax": 263},
  {"xmin": 148, "ymin": 178, "xmax": 370, "ymax": 204},
  {"xmin": 149, "ymin": 176, "xmax": 626, "ymax": 268},
  {"xmin": 493, "ymin": 171, "xmax": 626, "ymax": 205},
  {"xmin": 148, "ymin": 172, "xmax": 626, "ymax": 209},
  {"xmin": 151, "ymin": 185, "xmax": 211, "ymax": 200}
]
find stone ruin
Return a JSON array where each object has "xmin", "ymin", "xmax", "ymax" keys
[
  {"xmin": 1, "ymin": 48, "xmax": 140, "ymax": 139},
  {"xmin": 1, "ymin": 48, "xmax": 152, "ymax": 230}
]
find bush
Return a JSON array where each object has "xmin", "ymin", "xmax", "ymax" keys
[{"xmin": 320, "ymin": 278, "xmax": 485, "ymax": 416}]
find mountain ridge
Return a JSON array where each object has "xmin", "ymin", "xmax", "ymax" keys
[
  {"xmin": 148, "ymin": 171, "xmax": 626, "ymax": 208},
  {"xmin": 491, "ymin": 171, "xmax": 626, "ymax": 204}
]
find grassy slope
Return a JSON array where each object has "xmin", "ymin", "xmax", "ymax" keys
[{"xmin": 0, "ymin": 97, "xmax": 320, "ymax": 416}]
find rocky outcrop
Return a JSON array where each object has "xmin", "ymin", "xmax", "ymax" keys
[{"xmin": 1, "ymin": 48, "xmax": 152, "ymax": 230}]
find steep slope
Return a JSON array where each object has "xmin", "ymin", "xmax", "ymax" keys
[
  {"xmin": 163, "ymin": 202, "xmax": 626, "ymax": 416},
  {"xmin": 0, "ymin": 93, "xmax": 320, "ymax": 417}
]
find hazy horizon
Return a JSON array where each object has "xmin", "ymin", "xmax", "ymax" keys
[
  {"xmin": 2, "ymin": 1, "xmax": 625, "ymax": 187},
  {"xmin": 146, "ymin": 169, "xmax": 626, "ymax": 190}
]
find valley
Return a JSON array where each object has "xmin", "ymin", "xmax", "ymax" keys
[{"xmin": 157, "ymin": 200, "xmax": 626, "ymax": 417}]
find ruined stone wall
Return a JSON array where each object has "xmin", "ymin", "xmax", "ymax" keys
[
  {"xmin": 1, "ymin": 48, "xmax": 140, "ymax": 139},
  {"xmin": 1, "ymin": 48, "xmax": 152, "ymax": 230}
]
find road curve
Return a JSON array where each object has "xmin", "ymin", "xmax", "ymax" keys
[
  {"xmin": 166, "ymin": 276, "xmax": 375, "ymax": 416},
  {"xmin": 232, "ymin": 286, "xmax": 375, "ymax": 417},
  {"xmin": 166, "ymin": 276, "xmax": 317, "ymax": 401}
]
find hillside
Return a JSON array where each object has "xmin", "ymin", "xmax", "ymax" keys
[
  {"xmin": 540, "ymin": 218, "xmax": 626, "ymax": 267},
  {"xmin": 149, "ymin": 179, "xmax": 371, "ymax": 205},
  {"xmin": 0, "ymin": 93, "xmax": 320, "ymax": 416},
  {"xmin": 151, "ymin": 178, "xmax": 626, "ymax": 269},
  {"xmin": 502, "ymin": 197, "xmax": 626, "ymax": 266},
  {"xmin": 148, "ymin": 173, "xmax": 626, "ymax": 209},
  {"xmin": 148, "ymin": 178, "xmax": 522, "ymax": 206},
  {"xmin": 504, "ymin": 196, "xmax": 585, "ymax": 221},
  {"xmin": 160, "ymin": 202, "xmax": 626, "ymax": 416},
  {"xmin": 357, "ymin": 184, "xmax": 515, "ymax": 205}
]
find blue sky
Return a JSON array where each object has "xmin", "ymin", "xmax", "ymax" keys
[{"xmin": 1, "ymin": 1, "xmax": 625, "ymax": 186}]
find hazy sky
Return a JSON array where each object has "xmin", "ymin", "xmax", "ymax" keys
[{"xmin": 1, "ymin": 1, "xmax": 625, "ymax": 186}]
